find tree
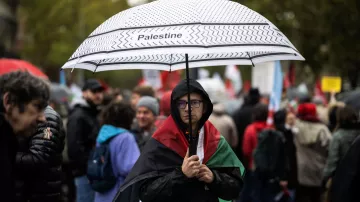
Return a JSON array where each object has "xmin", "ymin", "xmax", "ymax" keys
[
  {"xmin": 238, "ymin": 0, "xmax": 360, "ymax": 88},
  {"xmin": 18, "ymin": 0, "xmax": 131, "ymax": 84}
]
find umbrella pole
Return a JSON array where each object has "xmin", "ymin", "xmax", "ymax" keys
[{"xmin": 185, "ymin": 54, "xmax": 197, "ymax": 156}]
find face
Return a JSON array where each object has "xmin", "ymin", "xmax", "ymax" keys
[
  {"xmin": 3, "ymin": 93, "xmax": 46, "ymax": 137},
  {"xmin": 177, "ymin": 93, "xmax": 205, "ymax": 127},
  {"xmin": 131, "ymin": 93, "xmax": 141, "ymax": 109},
  {"xmin": 83, "ymin": 89, "xmax": 104, "ymax": 105},
  {"xmin": 286, "ymin": 112, "xmax": 296, "ymax": 126},
  {"xmin": 136, "ymin": 106, "xmax": 156, "ymax": 130}
]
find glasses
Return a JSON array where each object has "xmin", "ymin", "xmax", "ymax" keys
[{"xmin": 177, "ymin": 100, "xmax": 203, "ymax": 109}]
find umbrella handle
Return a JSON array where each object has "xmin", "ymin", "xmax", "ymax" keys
[{"xmin": 185, "ymin": 54, "xmax": 197, "ymax": 156}]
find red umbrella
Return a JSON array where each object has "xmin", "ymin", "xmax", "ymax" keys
[{"xmin": 0, "ymin": 59, "xmax": 48, "ymax": 79}]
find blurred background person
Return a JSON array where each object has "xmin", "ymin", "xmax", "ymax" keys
[
  {"xmin": 209, "ymin": 102, "xmax": 238, "ymax": 149},
  {"xmin": 131, "ymin": 96, "xmax": 159, "ymax": 151},
  {"xmin": 323, "ymin": 106, "xmax": 360, "ymax": 200},
  {"xmin": 294, "ymin": 102, "xmax": 332, "ymax": 202},
  {"xmin": 67, "ymin": 79, "xmax": 104, "ymax": 202},
  {"xmin": 15, "ymin": 106, "xmax": 65, "ymax": 202}
]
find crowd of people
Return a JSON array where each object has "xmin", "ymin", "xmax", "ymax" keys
[{"xmin": 2, "ymin": 70, "xmax": 360, "ymax": 202}]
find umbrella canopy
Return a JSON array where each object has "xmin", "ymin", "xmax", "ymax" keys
[
  {"xmin": 0, "ymin": 59, "xmax": 48, "ymax": 79},
  {"xmin": 337, "ymin": 90, "xmax": 360, "ymax": 111},
  {"xmin": 61, "ymin": 0, "xmax": 304, "ymax": 72}
]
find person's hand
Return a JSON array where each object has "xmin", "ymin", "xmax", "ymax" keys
[
  {"xmin": 197, "ymin": 164, "xmax": 214, "ymax": 184},
  {"xmin": 181, "ymin": 149, "xmax": 200, "ymax": 178},
  {"xmin": 279, "ymin": 180, "xmax": 288, "ymax": 188}
]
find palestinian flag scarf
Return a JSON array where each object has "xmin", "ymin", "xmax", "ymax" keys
[{"xmin": 113, "ymin": 116, "xmax": 245, "ymax": 202}]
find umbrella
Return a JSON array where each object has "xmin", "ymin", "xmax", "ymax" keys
[
  {"xmin": 61, "ymin": 0, "xmax": 304, "ymax": 155},
  {"xmin": 50, "ymin": 83, "xmax": 72, "ymax": 104},
  {"xmin": 337, "ymin": 90, "xmax": 360, "ymax": 111},
  {"xmin": 0, "ymin": 59, "xmax": 48, "ymax": 79}
]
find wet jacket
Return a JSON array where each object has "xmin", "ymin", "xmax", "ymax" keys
[
  {"xmin": 67, "ymin": 98, "xmax": 101, "ymax": 177},
  {"xmin": 14, "ymin": 106, "xmax": 65, "ymax": 202},
  {"xmin": 0, "ymin": 101, "xmax": 18, "ymax": 202}
]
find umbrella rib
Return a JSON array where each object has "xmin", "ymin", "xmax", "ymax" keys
[
  {"xmin": 169, "ymin": 54, "xmax": 173, "ymax": 72},
  {"xmin": 246, "ymin": 52, "xmax": 255, "ymax": 67},
  {"xmin": 93, "ymin": 60, "xmax": 101, "ymax": 74}
]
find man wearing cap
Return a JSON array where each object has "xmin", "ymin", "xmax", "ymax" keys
[
  {"xmin": 67, "ymin": 79, "xmax": 104, "ymax": 202},
  {"xmin": 131, "ymin": 96, "xmax": 159, "ymax": 151}
]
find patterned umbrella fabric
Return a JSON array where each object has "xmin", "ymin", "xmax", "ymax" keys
[
  {"xmin": 61, "ymin": 0, "xmax": 304, "ymax": 72},
  {"xmin": 0, "ymin": 59, "xmax": 48, "ymax": 79}
]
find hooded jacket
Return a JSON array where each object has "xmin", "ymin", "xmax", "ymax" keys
[
  {"xmin": 114, "ymin": 79, "xmax": 244, "ymax": 202},
  {"xmin": 67, "ymin": 97, "xmax": 101, "ymax": 176},
  {"xmin": 94, "ymin": 125, "xmax": 140, "ymax": 202}
]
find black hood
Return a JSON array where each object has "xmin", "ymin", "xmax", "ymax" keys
[{"xmin": 171, "ymin": 79, "xmax": 213, "ymax": 134}]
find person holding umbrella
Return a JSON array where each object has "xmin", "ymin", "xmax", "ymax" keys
[{"xmin": 114, "ymin": 79, "xmax": 244, "ymax": 202}]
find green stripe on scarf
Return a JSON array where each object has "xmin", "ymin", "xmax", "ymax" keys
[{"xmin": 206, "ymin": 136, "xmax": 245, "ymax": 202}]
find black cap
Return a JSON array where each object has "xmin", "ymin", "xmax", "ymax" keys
[{"xmin": 82, "ymin": 79, "xmax": 104, "ymax": 92}]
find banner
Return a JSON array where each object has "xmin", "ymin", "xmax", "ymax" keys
[
  {"xmin": 142, "ymin": 69, "xmax": 162, "ymax": 90},
  {"xmin": 321, "ymin": 76, "xmax": 342, "ymax": 93}
]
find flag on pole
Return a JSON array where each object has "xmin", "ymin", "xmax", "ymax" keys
[
  {"xmin": 225, "ymin": 65, "xmax": 242, "ymax": 98},
  {"xmin": 267, "ymin": 61, "xmax": 283, "ymax": 125}
]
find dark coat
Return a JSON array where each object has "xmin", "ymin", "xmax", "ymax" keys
[
  {"xmin": 0, "ymin": 105, "xmax": 18, "ymax": 202},
  {"xmin": 330, "ymin": 135, "xmax": 360, "ymax": 202},
  {"xmin": 15, "ymin": 106, "xmax": 65, "ymax": 202},
  {"xmin": 67, "ymin": 98, "xmax": 100, "ymax": 177}
]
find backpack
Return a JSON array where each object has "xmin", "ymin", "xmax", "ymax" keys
[
  {"xmin": 253, "ymin": 129, "xmax": 286, "ymax": 178},
  {"xmin": 87, "ymin": 137, "xmax": 117, "ymax": 193}
]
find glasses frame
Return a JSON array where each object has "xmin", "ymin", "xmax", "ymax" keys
[{"xmin": 177, "ymin": 99, "xmax": 203, "ymax": 109}]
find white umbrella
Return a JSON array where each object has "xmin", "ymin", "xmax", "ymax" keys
[
  {"xmin": 62, "ymin": 0, "xmax": 304, "ymax": 72},
  {"xmin": 61, "ymin": 0, "xmax": 304, "ymax": 155}
]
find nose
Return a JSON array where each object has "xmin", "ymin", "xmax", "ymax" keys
[{"xmin": 37, "ymin": 113, "xmax": 46, "ymax": 123}]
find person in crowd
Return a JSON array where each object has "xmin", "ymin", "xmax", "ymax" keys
[
  {"xmin": 273, "ymin": 110, "xmax": 298, "ymax": 201},
  {"xmin": 130, "ymin": 85, "xmax": 155, "ymax": 110},
  {"xmin": 94, "ymin": 102, "xmax": 140, "ymax": 202},
  {"xmin": 330, "ymin": 134, "xmax": 360, "ymax": 202},
  {"xmin": 294, "ymin": 102, "xmax": 332, "ymax": 202},
  {"xmin": 327, "ymin": 102, "xmax": 346, "ymax": 132},
  {"xmin": 15, "ymin": 106, "xmax": 65, "ymax": 202},
  {"xmin": 114, "ymin": 79, "xmax": 244, "ymax": 202},
  {"xmin": 313, "ymin": 96, "xmax": 329, "ymax": 125},
  {"xmin": 155, "ymin": 90, "xmax": 171, "ymax": 128},
  {"xmin": 232, "ymin": 88, "xmax": 261, "ymax": 161},
  {"xmin": 67, "ymin": 79, "xmax": 104, "ymax": 202},
  {"xmin": 131, "ymin": 96, "xmax": 159, "ymax": 151},
  {"xmin": 323, "ymin": 106, "xmax": 360, "ymax": 196},
  {"xmin": 0, "ymin": 71, "xmax": 50, "ymax": 202},
  {"xmin": 103, "ymin": 88, "xmax": 124, "ymax": 106},
  {"xmin": 240, "ymin": 103, "xmax": 268, "ymax": 202},
  {"xmin": 209, "ymin": 102, "xmax": 238, "ymax": 148}
]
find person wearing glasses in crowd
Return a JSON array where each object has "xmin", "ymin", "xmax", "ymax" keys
[{"xmin": 114, "ymin": 79, "xmax": 244, "ymax": 202}]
